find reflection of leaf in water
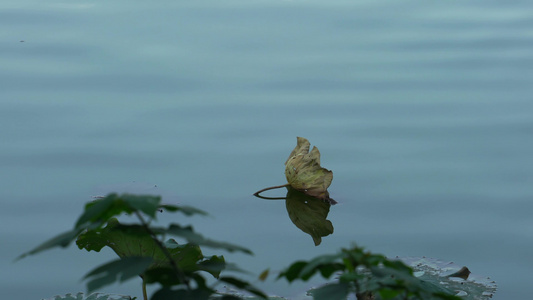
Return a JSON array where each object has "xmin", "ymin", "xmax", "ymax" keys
[
  {"xmin": 285, "ymin": 137, "xmax": 333, "ymax": 200},
  {"xmin": 285, "ymin": 187, "xmax": 334, "ymax": 246}
]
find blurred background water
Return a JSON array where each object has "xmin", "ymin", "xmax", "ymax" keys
[{"xmin": 1, "ymin": 0, "xmax": 532, "ymax": 299}]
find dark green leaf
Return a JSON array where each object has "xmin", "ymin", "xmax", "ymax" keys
[
  {"xmin": 151, "ymin": 287, "xmax": 212, "ymax": 300},
  {"xmin": 83, "ymin": 257, "xmax": 153, "ymax": 292},
  {"xmin": 432, "ymin": 292, "xmax": 463, "ymax": 300},
  {"xmin": 197, "ymin": 255, "xmax": 226, "ymax": 278},
  {"xmin": 362, "ymin": 253, "xmax": 387, "ymax": 266},
  {"xmin": 121, "ymin": 194, "xmax": 161, "ymax": 219},
  {"xmin": 370, "ymin": 265, "xmax": 457, "ymax": 298},
  {"xmin": 317, "ymin": 263, "xmax": 345, "ymax": 279},
  {"xmin": 160, "ymin": 204, "xmax": 208, "ymax": 216},
  {"xmin": 277, "ymin": 261, "xmax": 307, "ymax": 282},
  {"xmin": 401, "ymin": 256, "xmax": 495, "ymax": 299},
  {"xmin": 76, "ymin": 219, "xmax": 158, "ymax": 256},
  {"xmin": 382, "ymin": 259, "xmax": 414, "ymax": 275},
  {"xmin": 142, "ymin": 266, "xmax": 184, "ymax": 286},
  {"xmin": 75, "ymin": 194, "xmax": 130, "ymax": 228},
  {"xmin": 309, "ymin": 282, "xmax": 350, "ymax": 300},
  {"xmin": 153, "ymin": 243, "xmax": 204, "ymax": 274},
  {"xmin": 76, "ymin": 194, "xmax": 162, "ymax": 228},
  {"xmin": 219, "ymin": 295, "xmax": 244, "ymax": 300},
  {"xmin": 76, "ymin": 220, "xmax": 220, "ymax": 279},
  {"xmin": 165, "ymin": 224, "xmax": 253, "ymax": 254},
  {"xmin": 190, "ymin": 272, "xmax": 209, "ymax": 290},
  {"xmin": 338, "ymin": 271, "xmax": 365, "ymax": 282},
  {"xmin": 370, "ymin": 265, "xmax": 422, "ymax": 289},
  {"xmin": 143, "ymin": 260, "xmax": 217, "ymax": 287},
  {"xmin": 378, "ymin": 288, "xmax": 403, "ymax": 299},
  {"xmin": 298, "ymin": 253, "xmax": 345, "ymax": 279},
  {"xmin": 17, "ymin": 228, "xmax": 82, "ymax": 260}
]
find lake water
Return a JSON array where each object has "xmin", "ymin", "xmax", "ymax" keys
[{"xmin": 1, "ymin": 0, "xmax": 532, "ymax": 299}]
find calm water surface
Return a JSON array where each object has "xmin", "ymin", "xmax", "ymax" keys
[{"xmin": 1, "ymin": 0, "xmax": 532, "ymax": 299}]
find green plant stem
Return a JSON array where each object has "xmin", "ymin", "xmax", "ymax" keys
[
  {"xmin": 134, "ymin": 211, "xmax": 191, "ymax": 289},
  {"xmin": 142, "ymin": 278, "xmax": 148, "ymax": 300},
  {"xmin": 253, "ymin": 184, "xmax": 290, "ymax": 197}
]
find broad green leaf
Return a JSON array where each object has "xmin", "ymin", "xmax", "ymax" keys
[
  {"xmin": 285, "ymin": 187, "xmax": 333, "ymax": 246},
  {"xmin": 76, "ymin": 219, "xmax": 224, "ymax": 280},
  {"xmin": 382, "ymin": 259, "xmax": 414, "ymax": 274},
  {"xmin": 165, "ymin": 224, "xmax": 253, "ymax": 255},
  {"xmin": 76, "ymin": 194, "xmax": 120, "ymax": 228},
  {"xmin": 142, "ymin": 266, "xmax": 188, "ymax": 286},
  {"xmin": 338, "ymin": 271, "xmax": 365, "ymax": 282},
  {"xmin": 357, "ymin": 262, "xmax": 462, "ymax": 300},
  {"xmin": 298, "ymin": 253, "xmax": 345, "ymax": 280},
  {"xmin": 76, "ymin": 218, "xmax": 159, "ymax": 256},
  {"xmin": 317, "ymin": 263, "xmax": 345, "ymax": 279},
  {"xmin": 196, "ymin": 255, "xmax": 226, "ymax": 278},
  {"xmin": 285, "ymin": 137, "xmax": 333, "ymax": 200},
  {"xmin": 160, "ymin": 204, "xmax": 208, "ymax": 216},
  {"xmin": 218, "ymin": 296, "xmax": 243, "ymax": 300},
  {"xmin": 21, "ymin": 194, "xmax": 166, "ymax": 260},
  {"xmin": 370, "ymin": 265, "xmax": 435, "ymax": 293},
  {"xmin": 83, "ymin": 256, "xmax": 153, "ymax": 293},
  {"xmin": 278, "ymin": 246, "xmax": 468, "ymax": 300},
  {"xmin": 153, "ymin": 242, "xmax": 205, "ymax": 273},
  {"xmin": 400, "ymin": 256, "xmax": 497, "ymax": 300},
  {"xmin": 151, "ymin": 287, "xmax": 212, "ymax": 300},
  {"xmin": 308, "ymin": 282, "xmax": 350, "ymax": 300},
  {"xmin": 75, "ymin": 194, "xmax": 132, "ymax": 228},
  {"xmin": 120, "ymin": 194, "xmax": 161, "ymax": 219},
  {"xmin": 277, "ymin": 261, "xmax": 307, "ymax": 282},
  {"xmin": 378, "ymin": 289, "xmax": 403, "ymax": 299},
  {"xmin": 17, "ymin": 228, "xmax": 83, "ymax": 260},
  {"xmin": 75, "ymin": 194, "xmax": 161, "ymax": 228},
  {"xmin": 278, "ymin": 253, "xmax": 344, "ymax": 282},
  {"xmin": 143, "ymin": 260, "xmax": 219, "ymax": 287}
]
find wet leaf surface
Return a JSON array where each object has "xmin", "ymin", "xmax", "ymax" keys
[{"xmin": 399, "ymin": 256, "xmax": 497, "ymax": 300}]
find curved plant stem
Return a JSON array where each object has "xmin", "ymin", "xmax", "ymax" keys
[
  {"xmin": 142, "ymin": 278, "xmax": 148, "ymax": 300},
  {"xmin": 253, "ymin": 183, "xmax": 290, "ymax": 197},
  {"xmin": 134, "ymin": 211, "xmax": 190, "ymax": 290},
  {"xmin": 254, "ymin": 194, "xmax": 286, "ymax": 200}
]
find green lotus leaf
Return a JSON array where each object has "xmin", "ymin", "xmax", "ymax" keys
[
  {"xmin": 285, "ymin": 137, "xmax": 333, "ymax": 200},
  {"xmin": 76, "ymin": 219, "xmax": 224, "ymax": 281},
  {"xmin": 400, "ymin": 256, "xmax": 497, "ymax": 299}
]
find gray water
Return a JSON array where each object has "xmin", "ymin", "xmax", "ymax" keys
[{"xmin": 2, "ymin": 0, "xmax": 532, "ymax": 299}]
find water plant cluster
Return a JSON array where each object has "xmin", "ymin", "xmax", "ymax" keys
[
  {"xmin": 20, "ymin": 193, "xmax": 479, "ymax": 300},
  {"xmin": 19, "ymin": 138, "xmax": 495, "ymax": 299}
]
